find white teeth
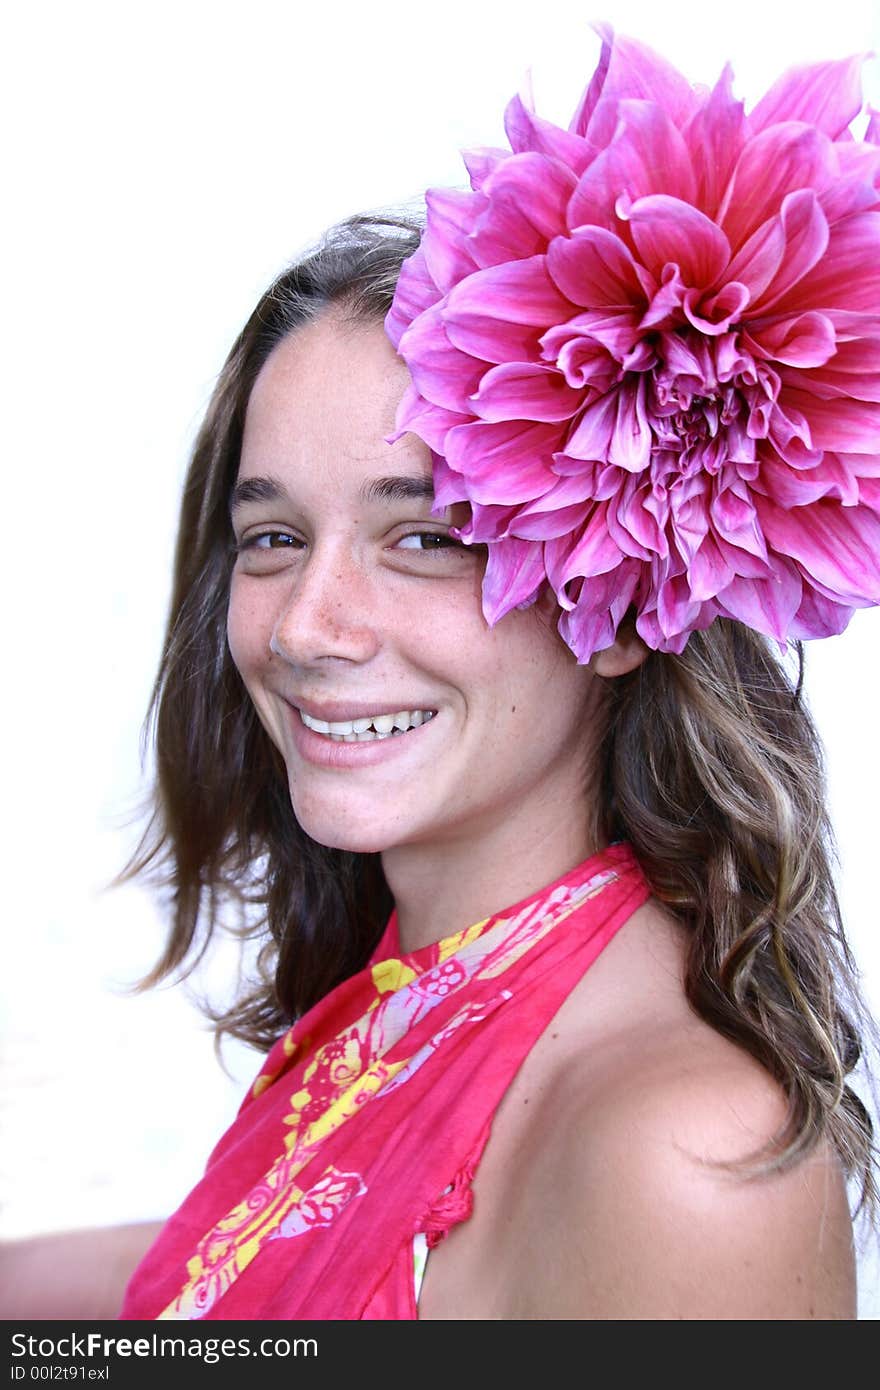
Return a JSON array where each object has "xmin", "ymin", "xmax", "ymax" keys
[{"xmin": 299, "ymin": 706, "xmax": 436, "ymax": 740}]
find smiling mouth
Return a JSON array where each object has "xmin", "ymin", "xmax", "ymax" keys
[{"xmin": 298, "ymin": 708, "xmax": 437, "ymax": 743}]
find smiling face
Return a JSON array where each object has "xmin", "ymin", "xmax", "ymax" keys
[{"xmin": 226, "ymin": 310, "xmax": 607, "ymax": 862}]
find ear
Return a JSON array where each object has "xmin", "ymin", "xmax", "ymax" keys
[{"xmin": 588, "ymin": 622, "xmax": 650, "ymax": 678}]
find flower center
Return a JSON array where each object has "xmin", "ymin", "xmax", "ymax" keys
[{"xmin": 636, "ymin": 328, "xmax": 769, "ymax": 483}]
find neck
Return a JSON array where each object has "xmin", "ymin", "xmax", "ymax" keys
[{"xmin": 382, "ymin": 796, "xmax": 603, "ymax": 953}]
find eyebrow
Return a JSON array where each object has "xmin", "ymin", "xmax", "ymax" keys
[
  {"xmin": 228, "ymin": 476, "xmax": 285, "ymax": 514},
  {"xmin": 228, "ymin": 472, "xmax": 436, "ymax": 516},
  {"xmin": 361, "ymin": 474, "xmax": 435, "ymax": 504}
]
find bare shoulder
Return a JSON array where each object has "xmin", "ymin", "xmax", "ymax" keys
[
  {"xmin": 420, "ymin": 897, "xmax": 857, "ymax": 1320},
  {"xmin": 524, "ymin": 998, "xmax": 857, "ymax": 1319}
]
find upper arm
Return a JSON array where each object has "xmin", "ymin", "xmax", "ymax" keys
[
  {"xmin": 0, "ymin": 1221, "xmax": 166, "ymax": 1320},
  {"xmin": 525, "ymin": 1065, "xmax": 857, "ymax": 1320}
]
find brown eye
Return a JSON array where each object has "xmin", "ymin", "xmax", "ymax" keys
[
  {"xmin": 395, "ymin": 532, "xmax": 464, "ymax": 551},
  {"xmin": 236, "ymin": 531, "xmax": 303, "ymax": 552},
  {"xmin": 233, "ymin": 530, "xmax": 306, "ymax": 574},
  {"xmin": 252, "ymin": 532, "xmax": 298, "ymax": 549}
]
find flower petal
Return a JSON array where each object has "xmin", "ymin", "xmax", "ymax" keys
[
  {"xmin": 481, "ymin": 538, "xmax": 546, "ymax": 622},
  {"xmin": 388, "ymin": 381, "xmax": 471, "ymax": 454},
  {"xmin": 756, "ymin": 453, "xmax": 861, "ymax": 506},
  {"xmin": 443, "ymin": 310, "xmax": 541, "ymax": 365},
  {"xmin": 567, "ymin": 98, "xmax": 698, "ymax": 229},
  {"xmin": 710, "ymin": 481, "xmax": 769, "ymax": 560},
  {"xmin": 445, "ymin": 255, "xmax": 574, "ymax": 325},
  {"xmin": 720, "ymin": 123, "xmax": 831, "ymax": 252},
  {"xmin": 745, "ymin": 311, "xmax": 837, "ymax": 368},
  {"xmin": 609, "ymin": 473, "xmax": 667, "ymax": 559},
  {"xmin": 456, "ymin": 497, "xmax": 521, "ymax": 543},
  {"xmin": 771, "ymin": 211, "xmax": 880, "ymax": 314},
  {"xmin": 422, "ymin": 188, "xmax": 485, "ymax": 293},
  {"xmin": 542, "ymin": 307, "xmax": 641, "ymax": 364},
  {"xmin": 669, "ymin": 474, "xmax": 711, "ymax": 563},
  {"xmin": 717, "ymin": 560, "xmax": 803, "ymax": 643},
  {"xmin": 397, "ymin": 305, "xmax": 484, "ymax": 413},
  {"xmin": 558, "ymin": 563, "xmax": 642, "ymax": 660},
  {"xmin": 544, "ymin": 328, "xmax": 620, "ymax": 392},
  {"xmin": 819, "ymin": 141, "xmax": 880, "ymax": 224},
  {"xmin": 385, "ymin": 248, "xmax": 439, "ymax": 350},
  {"xmin": 572, "ymin": 24, "xmax": 697, "ymax": 134},
  {"xmin": 788, "ymin": 585, "xmax": 855, "ymax": 639},
  {"xmin": 504, "ymin": 91, "xmax": 593, "ymax": 175},
  {"xmin": 460, "ymin": 144, "xmax": 509, "ymax": 192},
  {"xmin": 564, "ymin": 390, "xmax": 618, "ymax": 461},
  {"xmin": 748, "ymin": 190, "xmax": 830, "ymax": 314},
  {"xmin": 653, "ymin": 558, "xmax": 711, "ymax": 642},
  {"xmin": 622, "ymin": 194, "xmax": 731, "ymax": 286},
  {"xmin": 723, "ymin": 218, "xmax": 785, "ymax": 305},
  {"xmin": 609, "ymin": 378, "xmax": 652, "ymax": 470},
  {"xmin": 683, "ymin": 281, "xmax": 750, "ymax": 335},
  {"xmin": 688, "ymin": 533, "xmax": 735, "ymax": 601},
  {"xmin": 567, "ymin": 22, "xmax": 613, "ymax": 139},
  {"xmin": 780, "ymin": 387, "xmax": 880, "ymax": 451},
  {"xmin": 510, "ymin": 493, "xmax": 593, "ymax": 540},
  {"xmin": 469, "ymin": 362, "xmax": 584, "ymax": 423},
  {"xmin": 683, "ymin": 63, "xmax": 746, "ymax": 219},
  {"xmin": 473, "ymin": 153, "xmax": 577, "ymax": 255},
  {"xmin": 444, "ymin": 419, "xmax": 560, "ymax": 504},
  {"xmin": 545, "ymin": 502, "xmax": 622, "ymax": 582},
  {"xmin": 547, "ymin": 225, "xmax": 647, "ymax": 307},
  {"xmin": 747, "ymin": 53, "xmax": 868, "ymax": 140},
  {"xmin": 756, "ymin": 495, "xmax": 880, "ymax": 602}
]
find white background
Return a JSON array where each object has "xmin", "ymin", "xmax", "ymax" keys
[{"xmin": 2, "ymin": 0, "xmax": 879, "ymax": 1317}]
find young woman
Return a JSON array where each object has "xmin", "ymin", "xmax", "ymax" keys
[{"xmin": 6, "ymin": 28, "xmax": 879, "ymax": 1319}]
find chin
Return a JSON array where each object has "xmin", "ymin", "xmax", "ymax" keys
[
  {"xmin": 289, "ymin": 796, "xmax": 400, "ymax": 857},
  {"xmin": 309, "ymin": 827, "xmax": 394, "ymax": 855}
]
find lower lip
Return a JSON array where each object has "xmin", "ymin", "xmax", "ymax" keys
[{"xmin": 286, "ymin": 707, "xmax": 439, "ymax": 768}]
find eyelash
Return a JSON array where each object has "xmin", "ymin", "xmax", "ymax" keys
[
  {"xmin": 394, "ymin": 531, "xmax": 466, "ymax": 552},
  {"xmin": 236, "ymin": 530, "xmax": 466, "ymax": 555},
  {"xmin": 237, "ymin": 532, "xmax": 301, "ymax": 552}
]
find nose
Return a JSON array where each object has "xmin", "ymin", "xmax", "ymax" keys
[{"xmin": 269, "ymin": 541, "xmax": 381, "ymax": 668}]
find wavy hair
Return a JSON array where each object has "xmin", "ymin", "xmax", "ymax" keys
[{"xmin": 122, "ymin": 213, "xmax": 877, "ymax": 1216}]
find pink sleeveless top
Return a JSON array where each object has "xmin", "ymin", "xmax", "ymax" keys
[{"xmin": 120, "ymin": 842, "xmax": 651, "ymax": 1320}]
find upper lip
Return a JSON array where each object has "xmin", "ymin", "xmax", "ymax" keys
[{"xmin": 288, "ymin": 696, "xmax": 438, "ymax": 722}]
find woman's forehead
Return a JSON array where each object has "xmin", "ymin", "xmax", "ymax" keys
[
  {"xmin": 240, "ymin": 315, "xmax": 430, "ymax": 489},
  {"xmin": 249, "ymin": 313, "xmax": 409, "ymax": 423}
]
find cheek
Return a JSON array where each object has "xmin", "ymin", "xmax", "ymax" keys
[
  {"xmin": 486, "ymin": 611, "xmax": 594, "ymax": 728},
  {"xmin": 226, "ymin": 587, "xmax": 287, "ymax": 754},
  {"xmin": 227, "ymin": 578, "xmax": 262, "ymax": 669},
  {"xmin": 425, "ymin": 601, "xmax": 547, "ymax": 700}
]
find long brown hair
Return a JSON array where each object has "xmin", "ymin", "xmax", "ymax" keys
[{"xmin": 123, "ymin": 213, "xmax": 877, "ymax": 1214}]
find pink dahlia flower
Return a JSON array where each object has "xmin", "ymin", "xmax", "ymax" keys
[{"xmin": 385, "ymin": 26, "xmax": 880, "ymax": 660}]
